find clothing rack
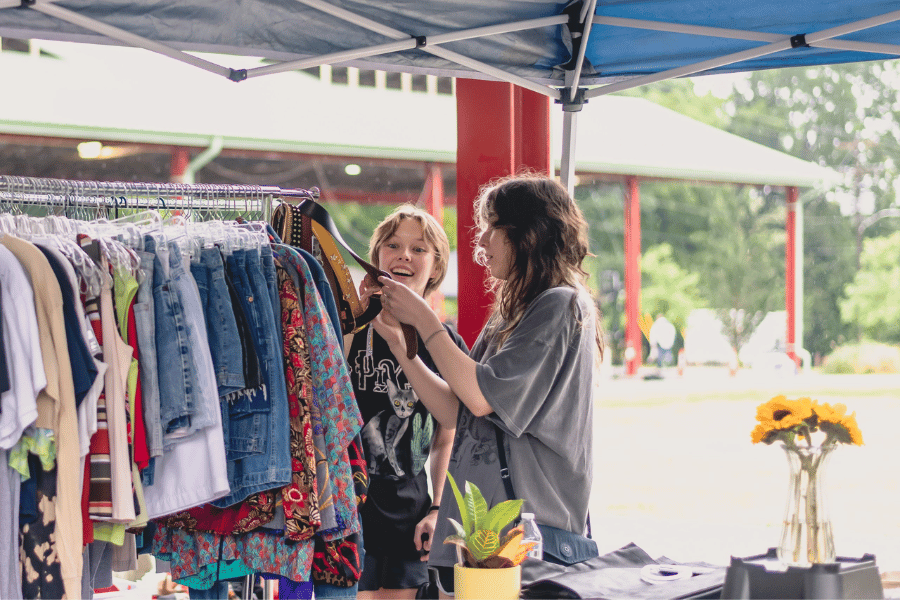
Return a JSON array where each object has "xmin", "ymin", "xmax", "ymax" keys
[{"xmin": 0, "ymin": 175, "xmax": 319, "ymax": 222}]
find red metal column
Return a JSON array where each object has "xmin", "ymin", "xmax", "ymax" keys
[
  {"xmin": 170, "ymin": 146, "xmax": 190, "ymax": 183},
  {"xmin": 456, "ymin": 80, "xmax": 515, "ymax": 345},
  {"xmin": 624, "ymin": 176, "xmax": 642, "ymax": 376},
  {"xmin": 424, "ymin": 164, "xmax": 445, "ymax": 223},
  {"xmin": 424, "ymin": 164, "xmax": 446, "ymax": 317},
  {"xmin": 514, "ymin": 87, "xmax": 552, "ymax": 175},
  {"xmin": 455, "ymin": 80, "xmax": 550, "ymax": 346},
  {"xmin": 785, "ymin": 186, "xmax": 798, "ymax": 365}
]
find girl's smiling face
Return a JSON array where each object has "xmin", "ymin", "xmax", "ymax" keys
[{"xmin": 378, "ymin": 218, "xmax": 439, "ymax": 297}]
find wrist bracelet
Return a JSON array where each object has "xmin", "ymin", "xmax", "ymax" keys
[
  {"xmin": 428, "ymin": 505, "xmax": 440, "ymax": 513},
  {"xmin": 423, "ymin": 327, "xmax": 446, "ymax": 346}
]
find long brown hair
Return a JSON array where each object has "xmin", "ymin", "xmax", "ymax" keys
[{"xmin": 474, "ymin": 173, "xmax": 603, "ymax": 354}]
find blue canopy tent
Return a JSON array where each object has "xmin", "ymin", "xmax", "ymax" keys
[
  {"xmin": 2, "ymin": 1, "xmax": 896, "ymax": 183},
  {"xmin": 0, "ymin": 0, "xmax": 895, "ymax": 369}
]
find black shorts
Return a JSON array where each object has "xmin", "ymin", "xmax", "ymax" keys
[{"xmin": 357, "ymin": 553, "xmax": 429, "ymax": 591}]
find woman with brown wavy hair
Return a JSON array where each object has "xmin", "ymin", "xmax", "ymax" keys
[{"xmin": 371, "ymin": 173, "xmax": 602, "ymax": 596}]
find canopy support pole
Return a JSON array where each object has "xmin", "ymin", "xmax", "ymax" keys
[
  {"xmin": 557, "ymin": 0, "xmax": 593, "ymax": 193},
  {"xmin": 624, "ymin": 176, "xmax": 642, "ymax": 377},
  {"xmin": 247, "ymin": 37, "xmax": 420, "ymax": 79},
  {"xmin": 566, "ymin": 0, "xmax": 598, "ymax": 101},
  {"xmin": 560, "ymin": 111, "xmax": 578, "ymax": 195}
]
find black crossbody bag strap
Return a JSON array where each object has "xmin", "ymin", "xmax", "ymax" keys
[
  {"xmin": 494, "ymin": 423, "xmax": 517, "ymax": 503},
  {"xmin": 493, "ymin": 423, "xmax": 592, "ymax": 539},
  {"xmin": 492, "ymin": 423, "xmax": 599, "ymax": 566}
]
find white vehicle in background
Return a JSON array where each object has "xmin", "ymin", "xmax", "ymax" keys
[
  {"xmin": 680, "ymin": 309, "xmax": 810, "ymax": 373},
  {"xmin": 682, "ymin": 309, "xmax": 733, "ymax": 366},
  {"xmin": 739, "ymin": 311, "xmax": 812, "ymax": 373}
]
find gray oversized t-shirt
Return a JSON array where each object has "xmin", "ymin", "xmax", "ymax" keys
[{"xmin": 430, "ymin": 286, "xmax": 596, "ymax": 568}]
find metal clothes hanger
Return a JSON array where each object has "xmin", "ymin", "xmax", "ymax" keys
[{"xmin": 33, "ymin": 214, "xmax": 104, "ymax": 298}]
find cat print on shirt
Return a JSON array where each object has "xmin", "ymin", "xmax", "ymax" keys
[{"xmin": 361, "ymin": 379, "xmax": 432, "ymax": 478}]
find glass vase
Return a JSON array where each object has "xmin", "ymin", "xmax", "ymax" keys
[{"xmin": 777, "ymin": 442, "xmax": 836, "ymax": 566}]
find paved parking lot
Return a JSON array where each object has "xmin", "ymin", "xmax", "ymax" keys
[{"xmin": 588, "ymin": 368, "xmax": 900, "ymax": 575}]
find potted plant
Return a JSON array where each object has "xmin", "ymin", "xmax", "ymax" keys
[{"xmin": 443, "ymin": 473, "xmax": 536, "ymax": 600}]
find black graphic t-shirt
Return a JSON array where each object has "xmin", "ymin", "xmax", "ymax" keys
[{"xmin": 348, "ymin": 322, "xmax": 467, "ymax": 558}]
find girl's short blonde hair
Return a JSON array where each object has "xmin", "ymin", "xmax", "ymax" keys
[{"xmin": 369, "ymin": 204, "xmax": 451, "ymax": 298}]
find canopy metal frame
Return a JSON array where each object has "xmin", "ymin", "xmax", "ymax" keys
[
  {"xmin": 5, "ymin": 0, "xmax": 900, "ymax": 190},
  {"xmin": 585, "ymin": 9, "xmax": 900, "ymax": 99}
]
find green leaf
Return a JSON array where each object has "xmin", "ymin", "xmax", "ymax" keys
[
  {"xmin": 468, "ymin": 529, "xmax": 500, "ymax": 561},
  {"xmin": 465, "ymin": 481, "xmax": 489, "ymax": 532},
  {"xmin": 820, "ymin": 421, "xmax": 853, "ymax": 445},
  {"xmin": 442, "ymin": 534, "xmax": 466, "ymax": 548},
  {"xmin": 446, "ymin": 518, "xmax": 466, "ymax": 539},
  {"xmin": 485, "ymin": 499, "xmax": 523, "ymax": 534},
  {"xmin": 446, "ymin": 473, "xmax": 470, "ymax": 536}
]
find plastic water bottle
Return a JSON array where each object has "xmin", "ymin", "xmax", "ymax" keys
[{"xmin": 520, "ymin": 512, "xmax": 543, "ymax": 560}]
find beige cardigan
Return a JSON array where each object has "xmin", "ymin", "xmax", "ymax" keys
[{"xmin": 2, "ymin": 236, "xmax": 83, "ymax": 600}]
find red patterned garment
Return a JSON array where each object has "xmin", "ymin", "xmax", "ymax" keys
[
  {"xmin": 277, "ymin": 263, "xmax": 321, "ymax": 540},
  {"xmin": 162, "ymin": 490, "xmax": 277, "ymax": 535},
  {"xmin": 347, "ymin": 434, "xmax": 367, "ymax": 507},
  {"xmin": 158, "ymin": 263, "xmax": 324, "ymax": 538}
]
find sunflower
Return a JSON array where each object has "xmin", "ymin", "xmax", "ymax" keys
[
  {"xmin": 755, "ymin": 395, "xmax": 814, "ymax": 431},
  {"xmin": 752, "ymin": 395, "xmax": 864, "ymax": 447},
  {"xmin": 750, "ymin": 423, "xmax": 771, "ymax": 444},
  {"xmin": 842, "ymin": 412, "xmax": 864, "ymax": 445},
  {"xmin": 813, "ymin": 402, "xmax": 848, "ymax": 424}
]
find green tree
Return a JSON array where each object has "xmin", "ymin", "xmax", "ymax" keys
[
  {"xmin": 621, "ymin": 78, "xmax": 730, "ymax": 129},
  {"xmin": 725, "ymin": 63, "xmax": 900, "ymax": 268},
  {"xmin": 690, "ymin": 185, "xmax": 784, "ymax": 351},
  {"xmin": 802, "ymin": 194, "xmax": 856, "ymax": 357},
  {"xmin": 576, "ymin": 182, "xmax": 626, "ymax": 275},
  {"xmin": 839, "ymin": 232, "xmax": 900, "ymax": 343},
  {"xmin": 575, "ymin": 175, "xmax": 783, "ymax": 358},
  {"xmin": 640, "ymin": 243, "xmax": 706, "ymax": 328},
  {"xmin": 713, "ymin": 62, "xmax": 900, "ymax": 354},
  {"xmin": 576, "ymin": 183, "xmax": 627, "ymax": 362},
  {"xmin": 320, "ymin": 200, "xmax": 394, "ymax": 259},
  {"xmin": 624, "ymin": 178, "xmax": 784, "ymax": 352},
  {"xmin": 591, "ymin": 62, "xmax": 900, "ymax": 360}
]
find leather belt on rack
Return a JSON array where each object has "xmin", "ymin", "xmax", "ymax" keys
[
  {"xmin": 272, "ymin": 202, "xmax": 359, "ymax": 336},
  {"xmin": 273, "ymin": 199, "xmax": 418, "ymax": 359}
]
